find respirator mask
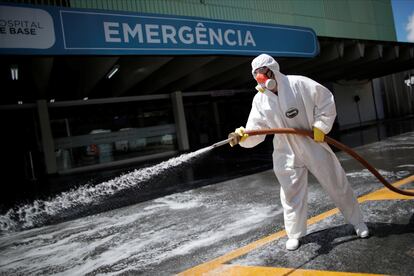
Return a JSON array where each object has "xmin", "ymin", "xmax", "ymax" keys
[{"xmin": 254, "ymin": 67, "xmax": 276, "ymax": 93}]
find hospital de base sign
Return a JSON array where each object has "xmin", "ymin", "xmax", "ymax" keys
[{"xmin": 0, "ymin": 3, "xmax": 319, "ymax": 57}]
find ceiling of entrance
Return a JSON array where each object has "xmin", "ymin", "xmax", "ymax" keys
[{"xmin": 1, "ymin": 37, "xmax": 413, "ymax": 105}]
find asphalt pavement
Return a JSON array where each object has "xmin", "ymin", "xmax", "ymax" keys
[{"xmin": 0, "ymin": 125, "xmax": 413, "ymax": 275}]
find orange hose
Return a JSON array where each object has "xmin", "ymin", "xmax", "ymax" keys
[{"xmin": 244, "ymin": 128, "xmax": 414, "ymax": 196}]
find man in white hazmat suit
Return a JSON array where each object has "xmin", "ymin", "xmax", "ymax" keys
[{"xmin": 228, "ymin": 54, "xmax": 369, "ymax": 251}]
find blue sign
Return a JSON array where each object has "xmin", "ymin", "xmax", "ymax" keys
[{"xmin": 0, "ymin": 3, "xmax": 319, "ymax": 57}]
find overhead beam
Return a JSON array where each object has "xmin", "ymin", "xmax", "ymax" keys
[
  {"xmin": 301, "ymin": 42, "xmax": 356, "ymax": 77},
  {"xmin": 308, "ymin": 42, "xmax": 369, "ymax": 81},
  {"xmin": 345, "ymin": 45, "xmax": 407, "ymax": 80},
  {"xmin": 165, "ymin": 56, "xmax": 249, "ymax": 92},
  {"xmin": 111, "ymin": 56, "xmax": 174, "ymax": 97},
  {"xmin": 30, "ymin": 57, "xmax": 54, "ymax": 99},
  {"xmin": 283, "ymin": 41, "xmax": 343, "ymax": 74},
  {"xmin": 190, "ymin": 62, "xmax": 252, "ymax": 91},
  {"xmin": 131, "ymin": 56, "xmax": 217, "ymax": 94},
  {"xmin": 316, "ymin": 43, "xmax": 386, "ymax": 80},
  {"xmin": 65, "ymin": 56, "xmax": 119, "ymax": 99}
]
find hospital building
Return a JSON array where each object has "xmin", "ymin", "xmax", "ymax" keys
[{"xmin": 0, "ymin": 0, "xmax": 413, "ymax": 192}]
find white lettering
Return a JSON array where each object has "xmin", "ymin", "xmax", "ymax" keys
[
  {"xmin": 145, "ymin": 24, "xmax": 161, "ymax": 43},
  {"xmin": 237, "ymin": 30, "xmax": 242, "ymax": 46},
  {"xmin": 161, "ymin": 25, "xmax": 177, "ymax": 44},
  {"xmin": 195, "ymin": 23, "xmax": 208, "ymax": 45},
  {"xmin": 122, "ymin": 23, "xmax": 143, "ymax": 43},
  {"xmin": 178, "ymin": 26, "xmax": 194, "ymax": 44},
  {"xmin": 104, "ymin": 22, "xmax": 121, "ymax": 43},
  {"xmin": 244, "ymin": 30, "xmax": 256, "ymax": 46},
  {"xmin": 103, "ymin": 21, "xmax": 256, "ymax": 48},
  {"xmin": 209, "ymin": 28, "xmax": 223, "ymax": 45},
  {"xmin": 224, "ymin": 29, "xmax": 236, "ymax": 46}
]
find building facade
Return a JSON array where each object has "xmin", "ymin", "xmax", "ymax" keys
[{"xmin": 0, "ymin": 0, "xmax": 413, "ymax": 185}]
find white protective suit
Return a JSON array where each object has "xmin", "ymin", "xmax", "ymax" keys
[{"xmin": 240, "ymin": 54, "xmax": 364, "ymax": 239}]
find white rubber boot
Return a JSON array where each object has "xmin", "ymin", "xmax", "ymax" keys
[
  {"xmin": 354, "ymin": 222, "xmax": 369, "ymax": 238},
  {"xmin": 286, "ymin": 238, "xmax": 300, "ymax": 251}
]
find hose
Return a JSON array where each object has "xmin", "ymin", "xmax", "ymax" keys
[{"xmin": 244, "ymin": 128, "xmax": 414, "ymax": 196}]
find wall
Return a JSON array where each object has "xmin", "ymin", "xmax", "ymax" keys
[
  {"xmin": 67, "ymin": 0, "xmax": 397, "ymax": 41},
  {"xmin": 374, "ymin": 70, "xmax": 414, "ymax": 118},
  {"xmin": 333, "ymin": 81, "xmax": 378, "ymax": 129}
]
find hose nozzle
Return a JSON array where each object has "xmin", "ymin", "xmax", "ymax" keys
[{"xmin": 212, "ymin": 138, "xmax": 233, "ymax": 148}]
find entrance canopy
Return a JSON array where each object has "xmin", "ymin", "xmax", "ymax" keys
[{"xmin": 1, "ymin": 3, "xmax": 413, "ymax": 105}]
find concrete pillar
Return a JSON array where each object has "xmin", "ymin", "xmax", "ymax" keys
[
  {"xmin": 212, "ymin": 102, "xmax": 222, "ymax": 138},
  {"xmin": 171, "ymin": 91, "xmax": 189, "ymax": 151},
  {"xmin": 36, "ymin": 100, "xmax": 57, "ymax": 174}
]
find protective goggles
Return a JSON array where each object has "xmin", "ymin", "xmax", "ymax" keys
[{"xmin": 254, "ymin": 67, "xmax": 272, "ymax": 78}]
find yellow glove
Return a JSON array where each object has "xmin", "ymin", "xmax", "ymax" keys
[
  {"xmin": 228, "ymin": 126, "xmax": 249, "ymax": 147},
  {"xmin": 235, "ymin": 127, "xmax": 249, "ymax": 142},
  {"xmin": 313, "ymin": 127, "xmax": 325, "ymax": 143}
]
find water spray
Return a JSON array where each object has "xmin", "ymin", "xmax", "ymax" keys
[{"xmin": 0, "ymin": 144, "xmax": 215, "ymax": 233}]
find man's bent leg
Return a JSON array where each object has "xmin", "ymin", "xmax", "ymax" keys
[
  {"xmin": 276, "ymin": 166, "xmax": 309, "ymax": 239},
  {"xmin": 310, "ymin": 150, "xmax": 364, "ymax": 227}
]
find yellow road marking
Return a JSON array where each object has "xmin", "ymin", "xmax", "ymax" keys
[
  {"xmin": 358, "ymin": 175, "xmax": 414, "ymax": 201},
  {"xmin": 178, "ymin": 175, "xmax": 413, "ymax": 276},
  {"xmin": 213, "ymin": 265, "xmax": 386, "ymax": 276}
]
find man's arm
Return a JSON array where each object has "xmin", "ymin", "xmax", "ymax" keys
[
  {"xmin": 305, "ymin": 79, "xmax": 337, "ymax": 135},
  {"xmin": 239, "ymin": 97, "xmax": 268, "ymax": 148}
]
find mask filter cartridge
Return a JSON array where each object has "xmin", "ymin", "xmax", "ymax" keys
[{"xmin": 255, "ymin": 73, "xmax": 276, "ymax": 91}]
